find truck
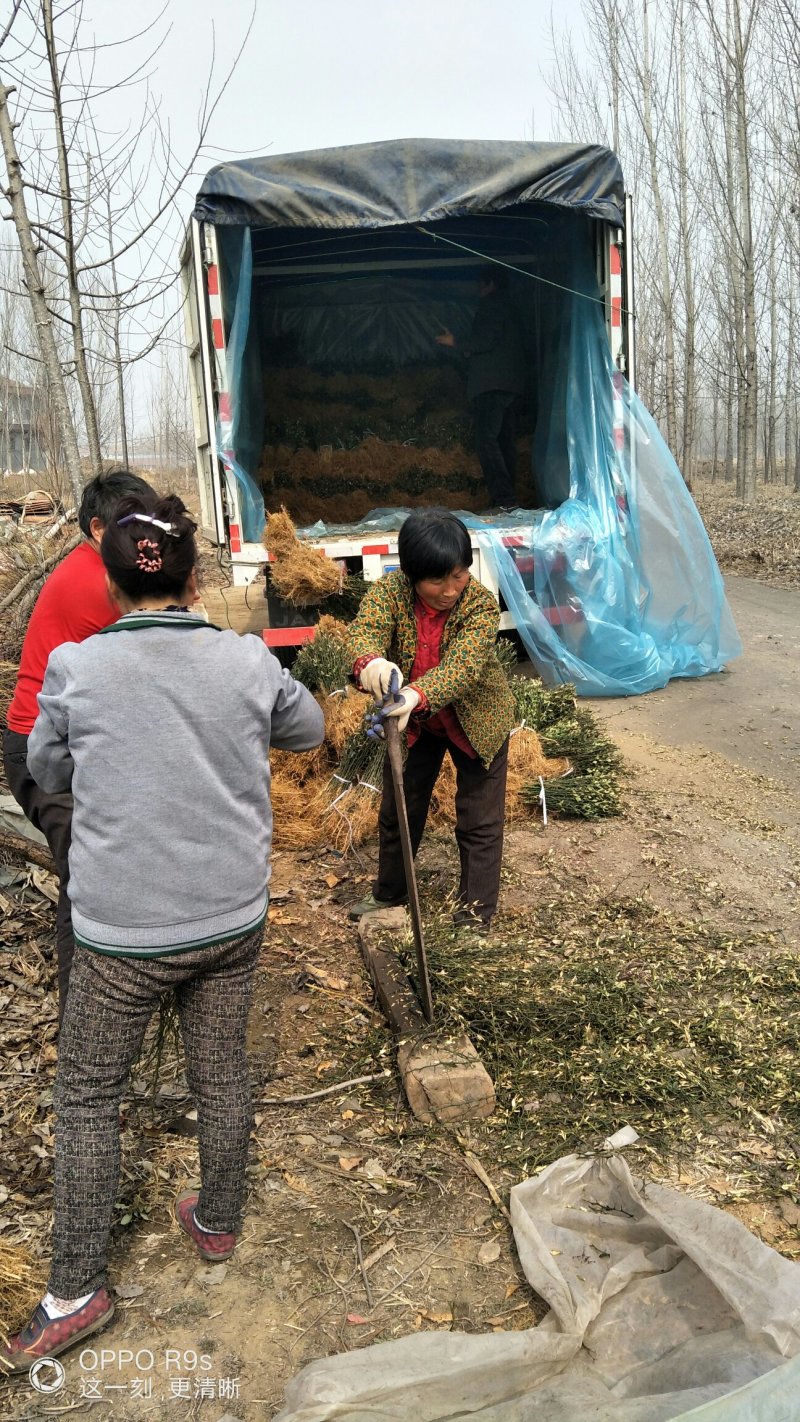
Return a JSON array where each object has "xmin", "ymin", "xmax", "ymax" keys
[{"xmin": 180, "ymin": 137, "xmax": 635, "ymax": 651}]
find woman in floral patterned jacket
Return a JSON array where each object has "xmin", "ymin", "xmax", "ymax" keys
[{"xmin": 347, "ymin": 510, "xmax": 516, "ymax": 932}]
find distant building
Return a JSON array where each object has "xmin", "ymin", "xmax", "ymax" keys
[{"xmin": 0, "ymin": 378, "xmax": 47, "ymax": 471}]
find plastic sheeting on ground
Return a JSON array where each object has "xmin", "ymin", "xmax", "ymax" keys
[{"xmin": 274, "ymin": 1151, "xmax": 800, "ymax": 1422}]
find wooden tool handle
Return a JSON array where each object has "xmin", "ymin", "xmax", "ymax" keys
[{"xmin": 384, "ymin": 719, "xmax": 434, "ymax": 1024}]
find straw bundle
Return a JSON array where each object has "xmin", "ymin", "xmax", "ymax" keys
[
  {"xmin": 0, "ymin": 659, "xmax": 18, "ymax": 726},
  {"xmin": 264, "ymin": 506, "xmax": 342, "ymax": 605},
  {"xmin": 0, "ymin": 1240, "xmax": 45, "ymax": 1343}
]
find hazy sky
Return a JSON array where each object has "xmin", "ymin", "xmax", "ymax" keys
[
  {"xmin": 4, "ymin": 0, "xmax": 596, "ymax": 432},
  {"xmin": 130, "ymin": 0, "xmax": 590, "ymax": 184}
]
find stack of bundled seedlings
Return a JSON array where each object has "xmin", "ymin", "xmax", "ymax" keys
[
  {"xmin": 270, "ymin": 616, "xmax": 369, "ymax": 849},
  {"xmin": 267, "ymin": 629, "xmax": 624, "ymax": 852},
  {"xmin": 259, "ymin": 363, "xmax": 537, "ymax": 524},
  {"xmin": 510, "ymin": 679, "xmax": 624, "ymax": 819}
]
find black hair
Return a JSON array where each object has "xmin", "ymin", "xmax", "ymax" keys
[
  {"xmin": 78, "ymin": 468, "xmax": 156, "ymax": 538},
  {"xmin": 100, "ymin": 492, "xmax": 198, "ymax": 602},
  {"xmin": 397, "ymin": 510, "xmax": 473, "ymax": 584},
  {"xmin": 479, "ymin": 265, "xmax": 509, "ymax": 293}
]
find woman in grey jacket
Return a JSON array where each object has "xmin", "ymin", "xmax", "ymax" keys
[{"xmin": 2, "ymin": 493, "xmax": 324, "ymax": 1371}]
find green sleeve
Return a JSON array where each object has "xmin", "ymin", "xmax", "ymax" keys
[
  {"xmin": 346, "ymin": 576, "xmax": 398, "ymax": 666},
  {"xmin": 412, "ymin": 592, "xmax": 499, "ymax": 714}
]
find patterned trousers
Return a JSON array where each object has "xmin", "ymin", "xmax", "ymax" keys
[{"xmin": 49, "ymin": 926, "xmax": 263, "ymax": 1297}]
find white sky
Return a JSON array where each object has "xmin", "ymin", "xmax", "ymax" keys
[
  {"xmin": 5, "ymin": 0, "xmax": 595, "ymax": 436},
  {"xmin": 127, "ymin": 0, "xmax": 590, "ymax": 185}
]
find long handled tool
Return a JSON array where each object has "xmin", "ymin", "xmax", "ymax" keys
[{"xmin": 383, "ymin": 717, "xmax": 434, "ymax": 1024}]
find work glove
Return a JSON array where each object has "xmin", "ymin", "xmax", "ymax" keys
[
  {"xmin": 358, "ymin": 657, "xmax": 404, "ymax": 700},
  {"xmin": 366, "ymin": 672, "xmax": 422, "ymax": 738}
]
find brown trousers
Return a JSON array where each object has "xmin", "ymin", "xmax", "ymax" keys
[
  {"xmin": 375, "ymin": 730, "xmax": 509, "ymax": 923},
  {"xmin": 3, "ymin": 726, "xmax": 74, "ymax": 1023}
]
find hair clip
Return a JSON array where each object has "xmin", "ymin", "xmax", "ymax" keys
[
  {"xmin": 136, "ymin": 538, "xmax": 163, "ymax": 573},
  {"xmin": 118, "ymin": 513, "xmax": 179, "ymax": 537}
]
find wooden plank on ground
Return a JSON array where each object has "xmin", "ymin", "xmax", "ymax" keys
[{"xmin": 358, "ymin": 908, "xmax": 496, "ymax": 1125}]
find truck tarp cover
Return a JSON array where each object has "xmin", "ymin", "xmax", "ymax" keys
[
  {"xmin": 193, "ymin": 138, "xmax": 625, "ymax": 229},
  {"xmin": 194, "ymin": 139, "xmax": 740, "ymax": 695}
]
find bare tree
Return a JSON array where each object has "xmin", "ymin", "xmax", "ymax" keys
[{"xmin": 0, "ymin": 1, "xmax": 255, "ymax": 494}]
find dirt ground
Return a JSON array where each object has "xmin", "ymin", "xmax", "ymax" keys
[{"xmin": 2, "ymin": 565, "xmax": 800, "ymax": 1418}]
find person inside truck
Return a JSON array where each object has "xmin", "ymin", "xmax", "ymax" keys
[
  {"xmin": 436, "ymin": 266, "xmax": 527, "ymax": 510},
  {"xmin": 2, "ymin": 468, "xmax": 155, "ymax": 1026},
  {"xmin": 0, "ymin": 492, "xmax": 324, "ymax": 1371},
  {"xmin": 346, "ymin": 509, "xmax": 515, "ymax": 933}
]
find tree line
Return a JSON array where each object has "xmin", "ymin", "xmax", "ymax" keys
[
  {"xmin": 0, "ymin": 1, "xmax": 253, "ymax": 506},
  {"xmin": 548, "ymin": 0, "xmax": 800, "ymax": 500}
]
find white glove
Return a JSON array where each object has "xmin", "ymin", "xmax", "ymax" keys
[
  {"xmin": 358, "ymin": 657, "xmax": 404, "ymax": 699},
  {"xmin": 380, "ymin": 687, "xmax": 421, "ymax": 734}
]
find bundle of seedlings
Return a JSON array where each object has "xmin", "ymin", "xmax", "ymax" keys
[
  {"xmin": 508, "ymin": 676, "xmax": 578, "ymax": 730},
  {"xmin": 314, "ymin": 719, "xmax": 386, "ymax": 852},
  {"xmin": 271, "ymin": 618, "xmax": 373, "ymax": 849},
  {"xmin": 539, "ymin": 707, "xmax": 624, "ymax": 775},
  {"xmin": 291, "ymin": 614, "xmax": 353, "ymax": 694},
  {"xmin": 531, "ymin": 769, "xmax": 622, "ymax": 819},
  {"xmin": 520, "ymin": 705, "xmax": 624, "ymax": 819},
  {"xmin": 495, "ymin": 634, "xmax": 519, "ymax": 679},
  {"xmin": 263, "ymin": 507, "xmax": 342, "ymax": 605}
]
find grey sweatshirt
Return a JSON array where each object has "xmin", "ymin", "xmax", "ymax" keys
[{"xmin": 26, "ymin": 610, "xmax": 324, "ymax": 955}]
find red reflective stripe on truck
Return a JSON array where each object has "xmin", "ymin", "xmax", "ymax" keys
[
  {"xmin": 610, "ymin": 245, "xmax": 622, "ymax": 276},
  {"xmin": 361, "ymin": 543, "xmax": 389, "ymax": 555},
  {"xmin": 611, "ymin": 296, "xmax": 622, "ymax": 327},
  {"xmin": 212, "ymin": 318, "xmax": 224, "ymax": 349},
  {"xmin": 229, "ymin": 522, "xmax": 241, "ymax": 552},
  {"xmin": 218, "ymin": 392, "xmax": 231, "ymax": 421},
  {"xmin": 207, "ymin": 264, "xmax": 219, "ymax": 295},
  {"xmin": 263, "ymin": 627, "xmax": 316, "ymax": 647}
]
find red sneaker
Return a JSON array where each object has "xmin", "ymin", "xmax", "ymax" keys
[
  {"xmin": 174, "ymin": 1191, "xmax": 236, "ymax": 1262},
  {"xmin": 0, "ymin": 1288, "xmax": 114, "ymax": 1374}
]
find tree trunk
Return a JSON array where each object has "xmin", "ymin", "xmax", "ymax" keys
[
  {"xmin": 41, "ymin": 0, "xmax": 103, "ymax": 475},
  {"xmin": 105, "ymin": 193, "xmax": 129, "ymax": 467},
  {"xmin": 641, "ymin": 0, "xmax": 678, "ymax": 458},
  {"xmin": 0, "ymin": 79, "xmax": 84, "ymax": 506},
  {"xmin": 677, "ymin": 0, "xmax": 696, "ymax": 487},
  {"xmin": 732, "ymin": 0, "xmax": 757, "ymax": 502}
]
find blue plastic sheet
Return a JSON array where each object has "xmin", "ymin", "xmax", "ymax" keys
[
  {"xmin": 217, "ymin": 229, "xmax": 265, "ymax": 543},
  {"xmin": 465, "ymin": 235, "xmax": 741, "ymax": 696},
  {"xmin": 218, "ymin": 202, "xmax": 738, "ymax": 693}
]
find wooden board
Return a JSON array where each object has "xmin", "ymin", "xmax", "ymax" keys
[
  {"xmin": 358, "ymin": 908, "xmax": 496, "ymax": 1124},
  {"xmin": 201, "ymin": 585, "xmax": 269, "ymax": 636}
]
